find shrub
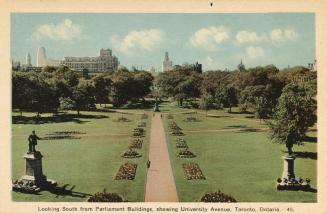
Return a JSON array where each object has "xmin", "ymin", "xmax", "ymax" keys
[
  {"xmin": 200, "ymin": 190, "xmax": 237, "ymax": 202},
  {"xmin": 88, "ymin": 190, "xmax": 124, "ymax": 202}
]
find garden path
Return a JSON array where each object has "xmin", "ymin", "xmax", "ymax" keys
[{"xmin": 144, "ymin": 113, "xmax": 178, "ymax": 202}]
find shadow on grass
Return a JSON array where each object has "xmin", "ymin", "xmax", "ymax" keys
[
  {"xmin": 293, "ymin": 152, "xmax": 317, "ymax": 160},
  {"xmin": 207, "ymin": 115, "xmax": 232, "ymax": 118},
  {"xmin": 303, "ymin": 135, "xmax": 317, "ymax": 143},
  {"xmin": 227, "ymin": 125, "xmax": 248, "ymax": 128},
  {"xmin": 46, "ymin": 184, "xmax": 92, "ymax": 198},
  {"xmin": 12, "ymin": 114, "xmax": 108, "ymax": 125},
  {"xmin": 234, "ymin": 128, "xmax": 267, "ymax": 133}
]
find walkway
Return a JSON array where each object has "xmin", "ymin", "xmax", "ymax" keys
[{"xmin": 145, "ymin": 113, "xmax": 178, "ymax": 202}]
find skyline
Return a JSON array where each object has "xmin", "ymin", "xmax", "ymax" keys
[{"xmin": 11, "ymin": 13, "xmax": 315, "ymax": 71}]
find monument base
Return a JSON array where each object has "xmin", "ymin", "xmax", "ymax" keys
[
  {"xmin": 276, "ymin": 154, "xmax": 311, "ymax": 191},
  {"xmin": 276, "ymin": 178, "xmax": 311, "ymax": 191},
  {"xmin": 12, "ymin": 150, "xmax": 57, "ymax": 193}
]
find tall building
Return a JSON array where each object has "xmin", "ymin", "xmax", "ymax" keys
[
  {"xmin": 62, "ymin": 49, "xmax": 119, "ymax": 72},
  {"xmin": 162, "ymin": 52, "xmax": 173, "ymax": 72},
  {"xmin": 25, "ymin": 53, "xmax": 31, "ymax": 66},
  {"xmin": 37, "ymin": 47, "xmax": 61, "ymax": 67}
]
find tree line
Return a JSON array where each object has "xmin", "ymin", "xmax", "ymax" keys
[
  {"xmin": 156, "ymin": 64, "xmax": 316, "ymax": 119},
  {"xmin": 12, "ymin": 66, "xmax": 153, "ymax": 116}
]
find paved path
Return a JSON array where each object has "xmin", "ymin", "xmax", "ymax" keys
[{"xmin": 145, "ymin": 113, "xmax": 178, "ymax": 202}]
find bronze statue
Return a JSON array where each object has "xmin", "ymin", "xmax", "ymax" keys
[{"xmin": 28, "ymin": 130, "xmax": 41, "ymax": 152}]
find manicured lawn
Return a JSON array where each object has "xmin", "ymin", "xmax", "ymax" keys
[
  {"xmin": 12, "ymin": 110, "xmax": 151, "ymax": 202},
  {"xmin": 163, "ymin": 111, "xmax": 317, "ymax": 202}
]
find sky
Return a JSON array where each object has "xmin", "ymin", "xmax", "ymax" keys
[{"xmin": 11, "ymin": 13, "xmax": 315, "ymax": 72}]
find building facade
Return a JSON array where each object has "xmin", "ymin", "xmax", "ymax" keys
[
  {"xmin": 61, "ymin": 49, "xmax": 119, "ymax": 72},
  {"xmin": 35, "ymin": 47, "xmax": 119, "ymax": 73}
]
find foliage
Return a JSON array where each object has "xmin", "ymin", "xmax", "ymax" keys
[
  {"xmin": 268, "ymin": 84, "xmax": 317, "ymax": 154},
  {"xmin": 88, "ymin": 190, "xmax": 124, "ymax": 202},
  {"xmin": 215, "ymin": 86, "xmax": 238, "ymax": 112},
  {"xmin": 200, "ymin": 190, "xmax": 237, "ymax": 202},
  {"xmin": 156, "ymin": 70, "xmax": 202, "ymax": 106}
]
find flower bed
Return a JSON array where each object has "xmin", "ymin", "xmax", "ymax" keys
[
  {"xmin": 88, "ymin": 191, "xmax": 124, "ymax": 202},
  {"xmin": 171, "ymin": 130, "xmax": 184, "ymax": 136},
  {"xmin": 129, "ymin": 138, "xmax": 143, "ymax": 149},
  {"xmin": 200, "ymin": 190, "xmax": 237, "ymax": 202},
  {"xmin": 182, "ymin": 162, "xmax": 206, "ymax": 180},
  {"xmin": 121, "ymin": 149, "xmax": 142, "ymax": 158},
  {"xmin": 115, "ymin": 163, "xmax": 137, "ymax": 180},
  {"xmin": 178, "ymin": 149, "xmax": 196, "ymax": 158},
  {"xmin": 168, "ymin": 121, "xmax": 182, "ymax": 131},
  {"xmin": 176, "ymin": 138, "xmax": 188, "ymax": 148}
]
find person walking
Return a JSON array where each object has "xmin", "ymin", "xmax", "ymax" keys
[{"xmin": 147, "ymin": 160, "xmax": 151, "ymax": 169}]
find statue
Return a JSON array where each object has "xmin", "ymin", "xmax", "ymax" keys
[{"xmin": 28, "ymin": 130, "xmax": 41, "ymax": 152}]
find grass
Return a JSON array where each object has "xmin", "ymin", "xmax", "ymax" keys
[
  {"xmin": 161, "ymin": 102, "xmax": 317, "ymax": 202},
  {"xmin": 12, "ymin": 101, "xmax": 317, "ymax": 202},
  {"xmin": 12, "ymin": 110, "xmax": 151, "ymax": 202}
]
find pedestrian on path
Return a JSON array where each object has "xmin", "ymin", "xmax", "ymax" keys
[{"xmin": 147, "ymin": 160, "xmax": 151, "ymax": 168}]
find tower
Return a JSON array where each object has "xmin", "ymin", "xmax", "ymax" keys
[
  {"xmin": 25, "ymin": 53, "xmax": 31, "ymax": 66},
  {"xmin": 162, "ymin": 52, "xmax": 173, "ymax": 72},
  {"xmin": 238, "ymin": 59, "xmax": 245, "ymax": 72},
  {"xmin": 37, "ymin": 47, "xmax": 47, "ymax": 67}
]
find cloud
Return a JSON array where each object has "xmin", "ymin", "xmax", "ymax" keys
[
  {"xmin": 270, "ymin": 29, "xmax": 299, "ymax": 44},
  {"xmin": 245, "ymin": 46, "xmax": 265, "ymax": 59},
  {"xmin": 111, "ymin": 29, "xmax": 164, "ymax": 54},
  {"xmin": 235, "ymin": 30, "xmax": 267, "ymax": 44},
  {"xmin": 33, "ymin": 19, "xmax": 81, "ymax": 41},
  {"xmin": 189, "ymin": 26, "xmax": 229, "ymax": 51}
]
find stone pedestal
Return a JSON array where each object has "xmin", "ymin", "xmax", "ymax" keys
[
  {"xmin": 21, "ymin": 151, "xmax": 47, "ymax": 184},
  {"xmin": 12, "ymin": 151, "xmax": 57, "ymax": 193},
  {"xmin": 282, "ymin": 155, "xmax": 296, "ymax": 179},
  {"xmin": 276, "ymin": 154, "xmax": 311, "ymax": 191}
]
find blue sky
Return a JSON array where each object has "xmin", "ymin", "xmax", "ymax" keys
[{"xmin": 11, "ymin": 13, "xmax": 315, "ymax": 71}]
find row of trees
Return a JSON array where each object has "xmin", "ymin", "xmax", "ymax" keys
[
  {"xmin": 156, "ymin": 65, "xmax": 316, "ymax": 119},
  {"xmin": 12, "ymin": 66, "xmax": 153, "ymax": 116}
]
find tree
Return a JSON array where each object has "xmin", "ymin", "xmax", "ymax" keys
[
  {"xmin": 268, "ymin": 84, "xmax": 316, "ymax": 155},
  {"xmin": 200, "ymin": 94, "xmax": 214, "ymax": 116},
  {"xmin": 215, "ymin": 86, "xmax": 238, "ymax": 113},
  {"xmin": 71, "ymin": 81, "xmax": 96, "ymax": 115},
  {"xmin": 92, "ymin": 74, "xmax": 112, "ymax": 106},
  {"xmin": 156, "ymin": 70, "xmax": 202, "ymax": 106},
  {"xmin": 12, "ymin": 72, "xmax": 32, "ymax": 116}
]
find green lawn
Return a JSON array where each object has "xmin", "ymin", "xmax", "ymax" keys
[
  {"xmin": 12, "ymin": 110, "xmax": 151, "ymax": 202},
  {"xmin": 162, "ymin": 106, "xmax": 317, "ymax": 202}
]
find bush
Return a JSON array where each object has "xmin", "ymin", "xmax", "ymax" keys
[
  {"xmin": 88, "ymin": 191, "xmax": 124, "ymax": 202},
  {"xmin": 200, "ymin": 190, "xmax": 237, "ymax": 202}
]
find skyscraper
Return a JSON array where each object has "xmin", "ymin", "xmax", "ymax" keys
[
  {"xmin": 162, "ymin": 52, "xmax": 173, "ymax": 72},
  {"xmin": 25, "ymin": 53, "xmax": 31, "ymax": 66}
]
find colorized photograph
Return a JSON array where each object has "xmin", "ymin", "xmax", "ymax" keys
[{"xmin": 11, "ymin": 13, "xmax": 317, "ymax": 202}]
